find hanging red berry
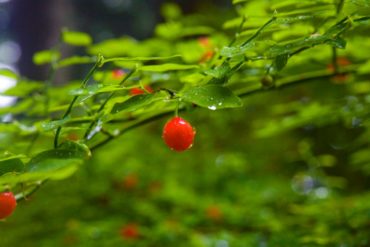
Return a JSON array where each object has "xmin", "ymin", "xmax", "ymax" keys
[
  {"xmin": 0, "ymin": 192, "xmax": 17, "ymax": 219},
  {"xmin": 162, "ymin": 116, "xmax": 196, "ymax": 152}
]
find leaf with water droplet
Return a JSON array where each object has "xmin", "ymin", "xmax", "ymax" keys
[
  {"xmin": 181, "ymin": 85, "xmax": 242, "ymax": 110},
  {"xmin": 204, "ymin": 63, "xmax": 232, "ymax": 79},
  {"xmin": 23, "ymin": 141, "xmax": 90, "ymax": 181},
  {"xmin": 39, "ymin": 117, "xmax": 71, "ymax": 131}
]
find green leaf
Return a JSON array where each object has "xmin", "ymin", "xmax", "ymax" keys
[
  {"xmin": 111, "ymin": 94, "xmax": 156, "ymax": 114},
  {"xmin": 358, "ymin": 60, "xmax": 370, "ymax": 74},
  {"xmin": 326, "ymin": 36, "xmax": 347, "ymax": 49},
  {"xmin": 87, "ymin": 37, "xmax": 138, "ymax": 57},
  {"xmin": 161, "ymin": 3, "xmax": 182, "ymax": 20},
  {"xmin": 0, "ymin": 69, "xmax": 17, "ymax": 79},
  {"xmin": 24, "ymin": 142, "xmax": 90, "ymax": 180},
  {"xmin": 181, "ymin": 85, "xmax": 242, "ymax": 110},
  {"xmin": 204, "ymin": 63, "xmax": 232, "ymax": 79},
  {"xmin": 275, "ymin": 54, "xmax": 289, "ymax": 71},
  {"xmin": 232, "ymin": 0, "xmax": 247, "ymax": 4},
  {"xmin": 139, "ymin": 63, "xmax": 199, "ymax": 72},
  {"xmin": 155, "ymin": 22, "xmax": 183, "ymax": 40},
  {"xmin": 69, "ymin": 84, "xmax": 124, "ymax": 96},
  {"xmin": 3, "ymin": 80, "xmax": 44, "ymax": 97},
  {"xmin": 62, "ymin": 29, "xmax": 92, "ymax": 46},
  {"xmin": 39, "ymin": 117, "xmax": 71, "ymax": 131},
  {"xmin": 220, "ymin": 45, "xmax": 250, "ymax": 57},
  {"xmin": 102, "ymin": 55, "xmax": 181, "ymax": 64},
  {"xmin": 0, "ymin": 158, "xmax": 24, "ymax": 176},
  {"xmin": 33, "ymin": 50, "xmax": 60, "ymax": 65},
  {"xmin": 57, "ymin": 56, "xmax": 96, "ymax": 68}
]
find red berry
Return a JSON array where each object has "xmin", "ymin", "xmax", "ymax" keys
[
  {"xmin": 129, "ymin": 86, "xmax": 154, "ymax": 96},
  {"xmin": 326, "ymin": 57, "xmax": 351, "ymax": 83},
  {"xmin": 112, "ymin": 69, "xmax": 126, "ymax": 79},
  {"xmin": 0, "ymin": 192, "xmax": 17, "ymax": 219},
  {"xmin": 198, "ymin": 36, "xmax": 211, "ymax": 48},
  {"xmin": 206, "ymin": 205, "xmax": 223, "ymax": 221},
  {"xmin": 199, "ymin": 50, "xmax": 214, "ymax": 63},
  {"xmin": 120, "ymin": 224, "xmax": 139, "ymax": 240},
  {"xmin": 162, "ymin": 117, "xmax": 196, "ymax": 152},
  {"xmin": 123, "ymin": 174, "xmax": 138, "ymax": 190}
]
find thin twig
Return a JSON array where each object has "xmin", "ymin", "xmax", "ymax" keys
[{"xmin": 54, "ymin": 59, "xmax": 100, "ymax": 148}]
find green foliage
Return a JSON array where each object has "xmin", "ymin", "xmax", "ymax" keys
[
  {"xmin": 0, "ymin": 0, "xmax": 370, "ymax": 246},
  {"xmin": 62, "ymin": 29, "xmax": 93, "ymax": 46}
]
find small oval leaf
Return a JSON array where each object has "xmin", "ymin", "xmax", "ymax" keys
[
  {"xmin": 62, "ymin": 29, "xmax": 92, "ymax": 46},
  {"xmin": 181, "ymin": 85, "xmax": 242, "ymax": 110},
  {"xmin": 111, "ymin": 94, "xmax": 155, "ymax": 114},
  {"xmin": 24, "ymin": 142, "xmax": 90, "ymax": 180},
  {"xmin": 275, "ymin": 54, "xmax": 289, "ymax": 71},
  {"xmin": 33, "ymin": 50, "xmax": 60, "ymax": 65}
]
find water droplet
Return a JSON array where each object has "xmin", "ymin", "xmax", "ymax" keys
[
  {"xmin": 314, "ymin": 187, "xmax": 329, "ymax": 199},
  {"xmin": 291, "ymin": 174, "xmax": 315, "ymax": 195},
  {"xmin": 113, "ymin": 129, "xmax": 120, "ymax": 136},
  {"xmin": 208, "ymin": 105, "xmax": 217, "ymax": 110}
]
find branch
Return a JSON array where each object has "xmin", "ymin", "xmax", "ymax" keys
[{"xmin": 90, "ymin": 65, "xmax": 361, "ymax": 151}]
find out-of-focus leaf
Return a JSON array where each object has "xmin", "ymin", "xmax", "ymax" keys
[
  {"xmin": 0, "ymin": 69, "xmax": 17, "ymax": 79},
  {"xmin": 57, "ymin": 56, "xmax": 96, "ymax": 68},
  {"xmin": 139, "ymin": 63, "xmax": 199, "ymax": 72},
  {"xmin": 33, "ymin": 50, "xmax": 60, "ymax": 65},
  {"xmin": 181, "ymin": 84, "xmax": 242, "ymax": 110},
  {"xmin": 3, "ymin": 80, "xmax": 44, "ymax": 97},
  {"xmin": 62, "ymin": 29, "xmax": 92, "ymax": 46},
  {"xmin": 155, "ymin": 22, "xmax": 183, "ymax": 40},
  {"xmin": 161, "ymin": 2, "xmax": 182, "ymax": 20},
  {"xmin": 180, "ymin": 73, "xmax": 205, "ymax": 84},
  {"xmin": 102, "ymin": 55, "xmax": 181, "ymax": 64},
  {"xmin": 87, "ymin": 37, "xmax": 138, "ymax": 57},
  {"xmin": 358, "ymin": 60, "xmax": 370, "ymax": 74}
]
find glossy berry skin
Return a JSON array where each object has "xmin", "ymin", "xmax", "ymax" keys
[
  {"xmin": 162, "ymin": 117, "xmax": 196, "ymax": 152},
  {"xmin": 0, "ymin": 192, "xmax": 17, "ymax": 219}
]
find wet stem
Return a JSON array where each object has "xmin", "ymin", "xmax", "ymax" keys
[
  {"xmin": 83, "ymin": 67, "xmax": 137, "ymax": 140},
  {"xmin": 331, "ymin": 0, "xmax": 345, "ymax": 74},
  {"xmin": 54, "ymin": 58, "xmax": 101, "ymax": 148}
]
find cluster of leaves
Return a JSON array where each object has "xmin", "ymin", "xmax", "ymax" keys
[{"xmin": 0, "ymin": 0, "xmax": 370, "ymax": 246}]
